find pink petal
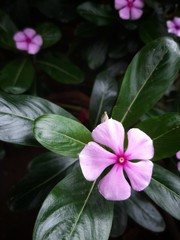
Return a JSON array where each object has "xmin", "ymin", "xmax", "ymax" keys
[
  {"xmin": 15, "ymin": 42, "xmax": 28, "ymax": 51},
  {"xmin": 119, "ymin": 7, "xmax": 130, "ymax": 20},
  {"xmin": 13, "ymin": 31, "xmax": 26, "ymax": 41},
  {"xmin": 79, "ymin": 142, "xmax": 116, "ymax": 181},
  {"xmin": 115, "ymin": 0, "xmax": 127, "ymax": 10},
  {"xmin": 23, "ymin": 28, "xmax": 36, "ymax": 38},
  {"xmin": 166, "ymin": 20, "xmax": 175, "ymax": 29},
  {"xmin": 133, "ymin": 0, "xmax": 144, "ymax": 8},
  {"xmin": 124, "ymin": 160, "xmax": 153, "ymax": 191},
  {"xmin": 176, "ymin": 151, "xmax": 180, "ymax": 159},
  {"xmin": 176, "ymin": 29, "xmax": 180, "ymax": 37},
  {"xmin": 28, "ymin": 43, "xmax": 40, "ymax": 54},
  {"xmin": 32, "ymin": 35, "xmax": 43, "ymax": 46},
  {"xmin": 174, "ymin": 17, "xmax": 180, "ymax": 26},
  {"xmin": 130, "ymin": 7, "xmax": 143, "ymax": 20},
  {"xmin": 92, "ymin": 119, "xmax": 124, "ymax": 155},
  {"xmin": 125, "ymin": 128, "xmax": 154, "ymax": 160},
  {"xmin": 98, "ymin": 164, "xmax": 131, "ymax": 201}
]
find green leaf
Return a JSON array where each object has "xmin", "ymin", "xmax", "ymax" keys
[
  {"xmin": 112, "ymin": 37, "xmax": 180, "ymax": 129},
  {"xmin": 145, "ymin": 164, "xmax": 180, "ymax": 220},
  {"xmin": 77, "ymin": 2, "xmax": 116, "ymax": 26},
  {"xmin": 36, "ymin": 22, "xmax": 62, "ymax": 48},
  {"xmin": 37, "ymin": 55, "xmax": 84, "ymax": 84},
  {"xmin": 33, "ymin": 114, "xmax": 92, "ymax": 158},
  {"xmin": 0, "ymin": 58, "xmax": 35, "ymax": 94},
  {"xmin": 137, "ymin": 113, "xmax": 180, "ymax": 160},
  {"xmin": 85, "ymin": 38, "xmax": 108, "ymax": 70},
  {"xmin": 8, "ymin": 152, "xmax": 76, "ymax": 211},
  {"xmin": 110, "ymin": 202, "xmax": 127, "ymax": 238},
  {"xmin": 89, "ymin": 71, "xmax": 118, "ymax": 128},
  {"xmin": 125, "ymin": 191, "xmax": 165, "ymax": 232},
  {"xmin": 33, "ymin": 167, "xmax": 113, "ymax": 240},
  {"xmin": 0, "ymin": 9, "xmax": 17, "ymax": 50},
  {"xmin": 0, "ymin": 92, "xmax": 76, "ymax": 146}
]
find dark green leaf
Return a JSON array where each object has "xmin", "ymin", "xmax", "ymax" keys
[
  {"xmin": 125, "ymin": 191, "xmax": 165, "ymax": 232},
  {"xmin": 37, "ymin": 55, "xmax": 84, "ymax": 84},
  {"xmin": 33, "ymin": 114, "xmax": 92, "ymax": 158},
  {"xmin": 36, "ymin": 22, "xmax": 62, "ymax": 48},
  {"xmin": 0, "ymin": 92, "xmax": 76, "ymax": 146},
  {"xmin": 145, "ymin": 164, "xmax": 180, "ymax": 220},
  {"xmin": 33, "ymin": 167, "xmax": 114, "ymax": 240},
  {"xmin": 112, "ymin": 37, "xmax": 180, "ymax": 129},
  {"xmin": 77, "ymin": 2, "xmax": 116, "ymax": 26},
  {"xmin": 8, "ymin": 152, "xmax": 76, "ymax": 211},
  {"xmin": 0, "ymin": 58, "xmax": 35, "ymax": 94},
  {"xmin": 110, "ymin": 202, "xmax": 127, "ymax": 237},
  {"xmin": 89, "ymin": 71, "xmax": 118, "ymax": 128},
  {"xmin": 137, "ymin": 113, "xmax": 180, "ymax": 160}
]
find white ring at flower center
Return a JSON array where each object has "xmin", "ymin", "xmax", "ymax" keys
[{"xmin": 119, "ymin": 157, "xmax": 125, "ymax": 163}]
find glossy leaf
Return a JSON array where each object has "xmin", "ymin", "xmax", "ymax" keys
[
  {"xmin": 33, "ymin": 167, "xmax": 114, "ymax": 240},
  {"xmin": 112, "ymin": 37, "xmax": 180, "ymax": 129},
  {"xmin": 137, "ymin": 113, "xmax": 180, "ymax": 160},
  {"xmin": 145, "ymin": 164, "xmax": 180, "ymax": 220},
  {"xmin": 0, "ymin": 58, "xmax": 35, "ymax": 94},
  {"xmin": 37, "ymin": 55, "xmax": 84, "ymax": 84},
  {"xmin": 89, "ymin": 71, "xmax": 118, "ymax": 128},
  {"xmin": 33, "ymin": 114, "xmax": 92, "ymax": 158},
  {"xmin": 36, "ymin": 22, "xmax": 62, "ymax": 48},
  {"xmin": 125, "ymin": 191, "xmax": 165, "ymax": 232},
  {"xmin": 77, "ymin": 2, "xmax": 116, "ymax": 26},
  {"xmin": 110, "ymin": 202, "xmax": 127, "ymax": 238},
  {"xmin": 0, "ymin": 92, "xmax": 76, "ymax": 146},
  {"xmin": 9, "ymin": 152, "xmax": 76, "ymax": 211}
]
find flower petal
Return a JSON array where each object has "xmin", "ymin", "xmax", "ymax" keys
[
  {"xmin": 28, "ymin": 43, "xmax": 40, "ymax": 54},
  {"xmin": 92, "ymin": 119, "xmax": 124, "ymax": 155},
  {"xmin": 130, "ymin": 8, "xmax": 143, "ymax": 20},
  {"xmin": 124, "ymin": 160, "xmax": 153, "ymax": 191},
  {"xmin": 79, "ymin": 142, "xmax": 116, "ymax": 181},
  {"xmin": 13, "ymin": 31, "xmax": 26, "ymax": 41},
  {"xmin": 23, "ymin": 28, "xmax": 36, "ymax": 38},
  {"xmin": 125, "ymin": 128, "xmax": 154, "ymax": 160},
  {"xmin": 98, "ymin": 164, "xmax": 131, "ymax": 201},
  {"xmin": 176, "ymin": 151, "xmax": 180, "ymax": 159},
  {"xmin": 15, "ymin": 42, "xmax": 28, "ymax": 51},
  {"xmin": 115, "ymin": 0, "xmax": 127, "ymax": 10},
  {"xmin": 166, "ymin": 20, "xmax": 175, "ymax": 29},
  {"xmin": 119, "ymin": 7, "xmax": 130, "ymax": 20},
  {"xmin": 133, "ymin": 0, "xmax": 144, "ymax": 8},
  {"xmin": 174, "ymin": 17, "xmax": 180, "ymax": 26},
  {"xmin": 32, "ymin": 35, "xmax": 43, "ymax": 46}
]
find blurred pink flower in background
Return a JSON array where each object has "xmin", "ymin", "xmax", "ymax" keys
[
  {"xmin": 13, "ymin": 28, "xmax": 43, "ymax": 54},
  {"xmin": 115, "ymin": 0, "xmax": 144, "ymax": 20},
  {"xmin": 79, "ymin": 119, "xmax": 154, "ymax": 201},
  {"xmin": 176, "ymin": 151, "xmax": 180, "ymax": 172},
  {"xmin": 166, "ymin": 17, "xmax": 180, "ymax": 37}
]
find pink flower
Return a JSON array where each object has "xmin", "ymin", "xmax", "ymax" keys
[
  {"xmin": 176, "ymin": 151, "xmax": 180, "ymax": 159},
  {"xmin": 79, "ymin": 119, "xmax": 154, "ymax": 201},
  {"xmin": 115, "ymin": 0, "xmax": 144, "ymax": 20},
  {"xmin": 166, "ymin": 17, "xmax": 180, "ymax": 37},
  {"xmin": 13, "ymin": 28, "xmax": 43, "ymax": 54}
]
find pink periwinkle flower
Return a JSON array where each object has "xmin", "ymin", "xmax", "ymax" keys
[
  {"xmin": 115, "ymin": 0, "xmax": 144, "ymax": 20},
  {"xmin": 13, "ymin": 28, "xmax": 43, "ymax": 55},
  {"xmin": 79, "ymin": 119, "xmax": 154, "ymax": 201},
  {"xmin": 166, "ymin": 17, "xmax": 180, "ymax": 37}
]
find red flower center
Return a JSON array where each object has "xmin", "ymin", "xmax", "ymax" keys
[
  {"xmin": 118, "ymin": 156, "xmax": 125, "ymax": 164},
  {"xmin": 26, "ymin": 37, "xmax": 32, "ymax": 43},
  {"xmin": 128, "ymin": 1, "xmax": 134, "ymax": 8}
]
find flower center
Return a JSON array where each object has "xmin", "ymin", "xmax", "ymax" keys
[
  {"xmin": 175, "ymin": 25, "xmax": 180, "ymax": 30},
  {"xmin": 118, "ymin": 157, "xmax": 125, "ymax": 164},
  {"xmin": 26, "ymin": 37, "xmax": 32, "ymax": 43},
  {"xmin": 128, "ymin": 1, "xmax": 134, "ymax": 8}
]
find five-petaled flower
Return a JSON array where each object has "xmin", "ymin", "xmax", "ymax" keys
[
  {"xmin": 79, "ymin": 119, "xmax": 154, "ymax": 201},
  {"xmin": 166, "ymin": 17, "xmax": 180, "ymax": 37},
  {"xmin": 13, "ymin": 28, "xmax": 43, "ymax": 55},
  {"xmin": 115, "ymin": 0, "xmax": 144, "ymax": 20}
]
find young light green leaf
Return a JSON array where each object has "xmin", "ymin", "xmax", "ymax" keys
[
  {"xmin": 37, "ymin": 55, "xmax": 84, "ymax": 84},
  {"xmin": 0, "ymin": 58, "xmax": 35, "ymax": 94},
  {"xmin": 112, "ymin": 37, "xmax": 180, "ymax": 129},
  {"xmin": 33, "ymin": 114, "xmax": 92, "ymax": 158},
  {"xmin": 33, "ymin": 167, "xmax": 114, "ymax": 240},
  {"xmin": 8, "ymin": 152, "xmax": 76, "ymax": 211},
  {"xmin": 137, "ymin": 113, "xmax": 180, "ymax": 160},
  {"xmin": 125, "ymin": 191, "xmax": 165, "ymax": 232},
  {"xmin": 0, "ymin": 92, "xmax": 76, "ymax": 146},
  {"xmin": 145, "ymin": 164, "xmax": 180, "ymax": 220}
]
